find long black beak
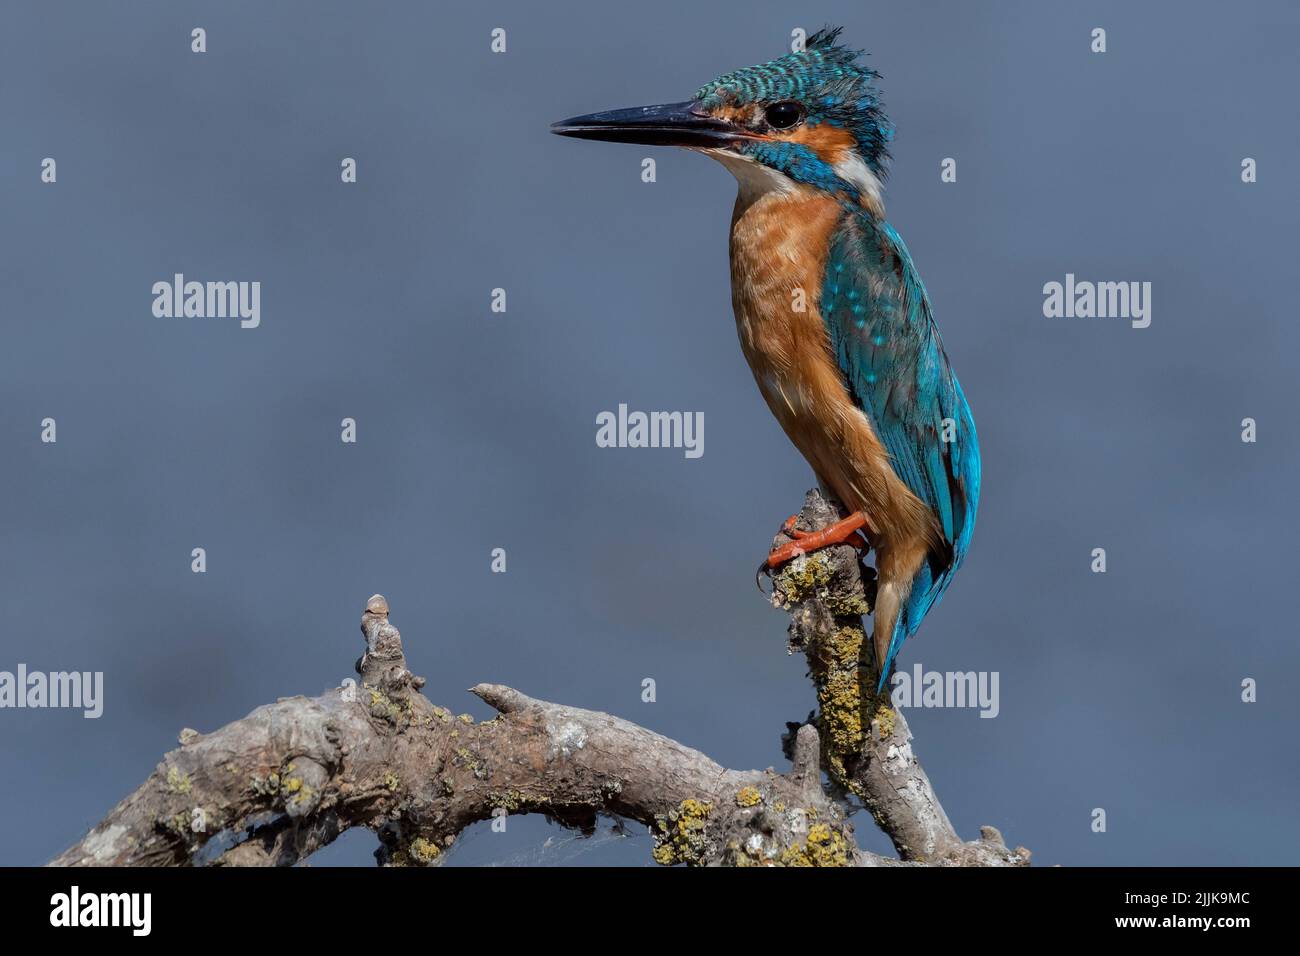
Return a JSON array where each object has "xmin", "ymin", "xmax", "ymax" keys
[{"xmin": 550, "ymin": 100, "xmax": 747, "ymax": 148}]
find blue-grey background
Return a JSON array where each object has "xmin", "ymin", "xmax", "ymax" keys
[{"xmin": 2, "ymin": 0, "xmax": 1297, "ymax": 866}]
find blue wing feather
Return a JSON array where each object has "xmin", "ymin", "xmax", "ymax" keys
[{"xmin": 819, "ymin": 211, "xmax": 980, "ymax": 688}]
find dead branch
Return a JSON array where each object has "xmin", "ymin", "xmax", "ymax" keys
[
  {"xmin": 769, "ymin": 489, "xmax": 1028, "ymax": 865},
  {"xmin": 51, "ymin": 492, "xmax": 1027, "ymax": 867}
]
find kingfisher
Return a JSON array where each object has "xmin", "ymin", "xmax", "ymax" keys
[{"xmin": 552, "ymin": 28, "xmax": 980, "ymax": 690}]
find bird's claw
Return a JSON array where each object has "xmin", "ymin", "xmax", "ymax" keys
[
  {"xmin": 761, "ymin": 510, "xmax": 874, "ymax": 593},
  {"xmin": 767, "ymin": 512, "xmax": 873, "ymax": 569},
  {"xmin": 780, "ymin": 514, "xmax": 810, "ymax": 539}
]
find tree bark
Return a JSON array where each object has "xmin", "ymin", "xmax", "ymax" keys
[{"xmin": 51, "ymin": 490, "xmax": 1029, "ymax": 868}]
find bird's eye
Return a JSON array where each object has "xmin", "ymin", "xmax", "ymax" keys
[{"xmin": 764, "ymin": 101, "xmax": 804, "ymax": 130}]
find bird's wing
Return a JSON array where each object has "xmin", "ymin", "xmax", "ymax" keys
[{"xmin": 819, "ymin": 213, "xmax": 979, "ymax": 568}]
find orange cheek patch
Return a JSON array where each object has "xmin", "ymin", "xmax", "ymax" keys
[
  {"xmin": 782, "ymin": 123, "xmax": 856, "ymax": 165},
  {"xmin": 710, "ymin": 105, "xmax": 756, "ymax": 126}
]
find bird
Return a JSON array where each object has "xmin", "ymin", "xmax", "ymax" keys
[{"xmin": 552, "ymin": 28, "xmax": 980, "ymax": 690}]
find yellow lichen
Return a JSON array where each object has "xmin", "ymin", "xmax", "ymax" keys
[
  {"xmin": 735, "ymin": 786, "xmax": 762, "ymax": 808},
  {"xmin": 407, "ymin": 837, "xmax": 441, "ymax": 865},
  {"xmin": 816, "ymin": 623, "xmax": 869, "ymax": 783},
  {"xmin": 165, "ymin": 766, "xmax": 192, "ymax": 795},
  {"xmin": 248, "ymin": 771, "xmax": 283, "ymax": 798},
  {"xmin": 774, "ymin": 549, "xmax": 871, "ymax": 616},
  {"xmin": 651, "ymin": 843, "xmax": 677, "ymax": 866},
  {"xmin": 779, "ymin": 823, "xmax": 854, "ymax": 867},
  {"xmin": 651, "ymin": 799, "xmax": 713, "ymax": 866},
  {"xmin": 365, "ymin": 685, "xmax": 413, "ymax": 726},
  {"xmin": 489, "ymin": 790, "xmax": 527, "ymax": 812},
  {"xmin": 774, "ymin": 552, "xmax": 834, "ymax": 606},
  {"xmin": 808, "ymin": 616, "xmax": 898, "ymax": 796},
  {"xmin": 872, "ymin": 698, "xmax": 897, "ymax": 739},
  {"xmin": 678, "ymin": 799, "xmax": 711, "ymax": 827}
]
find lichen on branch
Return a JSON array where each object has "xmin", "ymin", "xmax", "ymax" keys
[{"xmin": 52, "ymin": 493, "xmax": 1028, "ymax": 868}]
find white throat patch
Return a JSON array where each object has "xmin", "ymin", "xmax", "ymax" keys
[{"xmin": 701, "ymin": 149, "xmax": 799, "ymax": 205}]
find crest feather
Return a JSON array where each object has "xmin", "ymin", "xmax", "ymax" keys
[
  {"xmin": 693, "ymin": 27, "xmax": 893, "ymax": 177},
  {"xmin": 805, "ymin": 26, "xmax": 844, "ymax": 50}
]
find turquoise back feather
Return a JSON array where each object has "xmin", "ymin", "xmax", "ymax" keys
[{"xmin": 819, "ymin": 209, "xmax": 981, "ymax": 690}]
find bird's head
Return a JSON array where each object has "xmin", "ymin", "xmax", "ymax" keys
[{"xmin": 552, "ymin": 28, "xmax": 892, "ymax": 210}]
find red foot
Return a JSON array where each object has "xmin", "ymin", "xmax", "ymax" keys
[
  {"xmin": 780, "ymin": 515, "xmax": 806, "ymax": 538},
  {"xmin": 768, "ymin": 512, "xmax": 873, "ymax": 568}
]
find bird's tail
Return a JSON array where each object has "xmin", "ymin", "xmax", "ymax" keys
[
  {"xmin": 874, "ymin": 377, "xmax": 979, "ymax": 692},
  {"xmin": 873, "ymin": 556, "xmax": 950, "ymax": 693},
  {"xmin": 874, "ymin": 612, "xmax": 908, "ymax": 694}
]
